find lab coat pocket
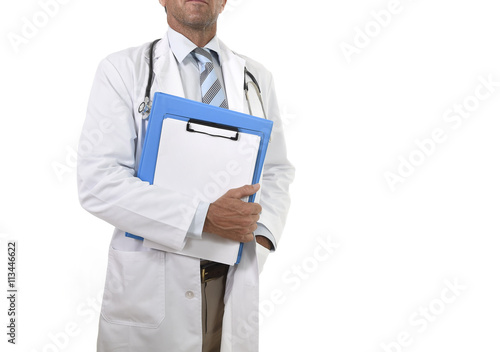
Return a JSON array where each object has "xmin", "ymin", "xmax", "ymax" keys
[{"xmin": 101, "ymin": 247, "xmax": 166, "ymax": 328}]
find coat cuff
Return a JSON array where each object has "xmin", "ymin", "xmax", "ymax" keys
[
  {"xmin": 186, "ymin": 201, "xmax": 210, "ymax": 240},
  {"xmin": 255, "ymin": 223, "xmax": 276, "ymax": 252}
]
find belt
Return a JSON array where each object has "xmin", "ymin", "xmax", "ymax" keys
[{"xmin": 200, "ymin": 260, "xmax": 229, "ymax": 283}]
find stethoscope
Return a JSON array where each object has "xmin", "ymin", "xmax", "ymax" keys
[{"xmin": 138, "ymin": 39, "xmax": 268, "ymax": 121}]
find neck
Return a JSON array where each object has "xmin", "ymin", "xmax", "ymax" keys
[{"xmin": 168, "ymin": 21, "xmax": 217, "ymax": 47}]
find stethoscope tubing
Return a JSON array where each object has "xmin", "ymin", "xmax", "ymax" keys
[{"xmin": 139, "ymin": 39, "xmax": 267, "ymax": 120}]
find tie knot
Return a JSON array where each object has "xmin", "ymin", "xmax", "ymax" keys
[{"xmin": 192, "ymin": 47, "xmax": 213, "ymax": 65}]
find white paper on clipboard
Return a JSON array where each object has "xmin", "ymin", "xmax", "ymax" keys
[{"xmin": 142, "ymin": 118, "xmax": 261, "ymax": 265}]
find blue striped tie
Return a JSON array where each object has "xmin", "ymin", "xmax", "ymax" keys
[{"xmin": 192, "ymin": 47, "xmax": 228, "ymax": 109}]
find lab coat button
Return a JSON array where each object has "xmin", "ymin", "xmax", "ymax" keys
[{"xmin": 185, "ymin": 291, "xmax": 195, "ymax": 299}]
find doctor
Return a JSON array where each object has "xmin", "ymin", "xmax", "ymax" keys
[{"xmin": 77, "ymin": 0, "xmax": 294, "ymax": 351}]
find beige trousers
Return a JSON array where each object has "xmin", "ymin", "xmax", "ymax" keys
[{"xmin": 201, "ymin": 274, "xmax": 227, "ymax": 352}]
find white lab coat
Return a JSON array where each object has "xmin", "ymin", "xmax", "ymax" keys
[{"xmin": 77, "ymin": 32, "xmax": 294, "ymax": 352}]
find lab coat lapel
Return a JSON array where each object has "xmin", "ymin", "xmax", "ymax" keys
[
  {"xmin": 219, "ymin": 41, "xmax": 246, "ymax": 113},
  {"xmin": 152, "ymin": 37, "xmax": 185, "ymax": 98}
]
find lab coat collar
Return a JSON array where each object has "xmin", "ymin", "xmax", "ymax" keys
[
  {"xmin": 150, "ymin": 30, "xmax": 246, "ymax": 113},
  {"xmin": 167, "ymin": 27, "xmax": 222, "ymax": 64},
  {"xmin": 151, "ymin": 31, "xmax": 185, "ymax": 98}
]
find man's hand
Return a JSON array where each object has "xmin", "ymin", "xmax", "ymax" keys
[{"xmin": 203, "ymin": 184, "xmax": 262, "ymax": 243}]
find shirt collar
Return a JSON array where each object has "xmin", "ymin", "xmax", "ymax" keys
[{"xmin": 167, "ymin": 27, "xmax": 222, "ymax": 64}]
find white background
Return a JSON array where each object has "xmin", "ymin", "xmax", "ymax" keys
[{"xmin": 1, "ymin": 0, "xmax": 500, "ymax": 351}]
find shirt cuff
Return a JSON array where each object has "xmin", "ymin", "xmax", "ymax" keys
[
  {"xmin": 255, "ymin": 223, "xmax": 276, "ymax": 252},
  {"xmin": 186, "ymin": 201, "xmax": 210, "ymax": 240}
]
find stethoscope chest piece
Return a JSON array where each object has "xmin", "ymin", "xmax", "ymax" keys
[
  {"xmin": 139, "ymin": 38, "xmax": 161, "ymax": 120},
  {"xmin": 139, "ymin": 96, "xmax": 152, "ymax": 120}
]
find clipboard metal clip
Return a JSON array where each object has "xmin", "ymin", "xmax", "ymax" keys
[{"xmin": 186, "ymin": 120, "xmax": 239, "ymax": 141}]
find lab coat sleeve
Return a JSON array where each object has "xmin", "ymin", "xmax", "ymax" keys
[
  {"xmin": 77, "ymin": 57, "xmax": 198, "ymax": 251},
  {"xmin": 257, "ymin": 74, "xmax": 295, "ymax": 250}
]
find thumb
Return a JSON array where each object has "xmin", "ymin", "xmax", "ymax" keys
[{"xmin": 225, "ymin": 184, "xmax": 260, "ymax": 199}]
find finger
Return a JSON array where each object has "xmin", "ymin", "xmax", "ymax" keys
[
  {"xmin": 239, "ymin": 215, "xmax": 260, "ymax": 229},
  {"xmin": 249, "ymin": 222, "xmax": 258, "ymax": 233},
  {"xmin": 243, "ymin": 202, "xmax": 262, "ymax": 216},
  {"xmin": 225, "ymin": 184, "xmax": 260, "ymax": 199},
  {"xmin": 239, "ymin": 233, "xmax": 255, "ymax": 243},
  {"xmin": 234, "ymin": 200, "xmax": 262, "ymax": 216}
]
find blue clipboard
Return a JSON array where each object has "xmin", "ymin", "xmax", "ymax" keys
[{"xmin": 126, "ymin": 92, "xmax": 273, "ymax": 264}]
